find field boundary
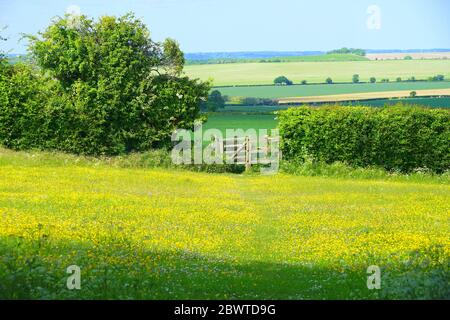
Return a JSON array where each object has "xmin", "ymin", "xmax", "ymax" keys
[{"xmin": 212, "ymin": 79, "xmax": 449, "ymax": 89}]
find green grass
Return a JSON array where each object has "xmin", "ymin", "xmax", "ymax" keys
[
  {"xmin": 203, "ymin": 113, "xmax": 278, "ymax": 135},
  {"xmin": 0, "ymin": 149, "xmax": 449, "ymax": 299},
  {"xmin": 219, "ymin": 105, "xmax": 290, "ymax": 113},
  {"xmin": 216, "ymin": 81, "xmax": 450, "ymax": 99},
  {"xmin": 184, "ymin": 59, "xmax": 450, "ymax": 86}
]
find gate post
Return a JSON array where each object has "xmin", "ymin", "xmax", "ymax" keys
[{"xmin": 245, "ymin": 136, "xmax": 251, "ymax": 172}]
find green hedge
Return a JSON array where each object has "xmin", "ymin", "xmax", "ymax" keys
[{"xmin": 279, "ymin": 105, "xmax": 450, "ymax": 173}]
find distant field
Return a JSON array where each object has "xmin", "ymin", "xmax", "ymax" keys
[
  {"xmin": 367, "ymin": 52, "xmax": 450, "ymax": 60},
  {"xmin": 219, "ymin": 105, "xmax": 290, "ymax": 113},
  {"xmin": 218, "ymin": 97, "xmax": 450, "ymax": 114},
  {"xmin": 217, "ymin": 82, "xmax": 450, "ymax": 99},
  {"xmin": 278, "ymin": 88, "xmax": 450, "ymax": 104},
  {"xmin": 184, "ymin": 60, "xmax": 450, "ymax": 86},
  {"xmin": 187, "ymin": 54, "xmax": 368, "ymax": 65},
  {"xmin": 347, "ymin": 97, "xmax": 450, "ymax": 108}
]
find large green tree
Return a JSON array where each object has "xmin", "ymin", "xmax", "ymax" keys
[
  {"xmin": 202, "ymin": 90, "xmax": 225, "ymax": 111},
  {"xmin": 10, "ymin": 13, "xmax": 210, "ymax": 155}
]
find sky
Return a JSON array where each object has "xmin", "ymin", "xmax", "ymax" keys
[{"xmin": 0, "ymin": 0, "xmax": 449, "ymax": 54}]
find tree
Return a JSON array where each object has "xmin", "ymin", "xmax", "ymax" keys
[
  {"xmin": 410, "ymin": 91, "xmax": 417, "ymax": 98},
  {"xmin": 274, "ymin": 76, "xmax": 293, "ymax": 85},
  {"xmin": 370, "ymin": 77, "xmax": 376, "ymax": 83},
  {"xmin": 352, "ymin": 74, "xmax": 360, "ymax": 83},
  {"xmin": 431, "ymin": 74, "xmax": 445, "ymax": 81},
  {"xmin": 301, "ymin": 80, "xmax": 308, "ymax": 85},
  {"xmin": 203, "ymin": 90, "xmax": 225, "ymax": 111},
  {"xmin": 396, "ymin": 77, "xmax": 402, "ymax": 82},
  {"xmin": 326, "ymin": 77, "xmax": 333, "ymax": 84},
  {"xmin": 404, "ymin": 55, "xmax": 413, "ymax": 60},
  {"xmin": 7, "ymin": 13, "xmax": 210, "ymax": 155}
]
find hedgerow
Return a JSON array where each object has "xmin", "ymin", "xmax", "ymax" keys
[{"xmin": 279, "ymin": 105, "xmax": 450, "ymax": 173}]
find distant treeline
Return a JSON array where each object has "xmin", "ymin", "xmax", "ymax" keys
[
  {"xmin": 327, "ymin": 47, "xmax": 366, "ymax": 56},
  {"xmin": 186, "ymin": 54, "xmax": 368, "ymax": 65}
]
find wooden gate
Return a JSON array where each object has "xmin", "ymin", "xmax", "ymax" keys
[{"xmin": 222, "ymin": 135, "xmax": 280, "ymax": 171}]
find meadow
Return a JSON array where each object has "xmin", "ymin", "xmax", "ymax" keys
[
  {"xmin": 217, "ymin": 81, "xmax": 450, "ymax": 99},
  {"xmin": 203, "ymin": 113, "xmax": 278, "ymax": 135},
  {"xmin": 0, "ymin": 148, "xmax": 449, "ymax": 299},
  {"xmin": 184, "ymin": 60, "xmax": 450, "ymax": 86}
]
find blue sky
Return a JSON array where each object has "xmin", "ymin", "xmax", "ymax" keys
[{"xmin": 1, "ymin": 0, "xmax": 449, "ymax": 54}]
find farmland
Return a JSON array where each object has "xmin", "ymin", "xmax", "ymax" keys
[
  {"xmin": 0, "ymin": 148, "xmax": 449, "ymax": 299},
  {"xmin": 203, "ymin": 113, "xmax": 277, "ymax": 135},
  {"xmin": 277, "ymin": 88, "xmax": 450, "ymax": 104},
  {"xmin": 366, "ymin": 52, "xmax": 450, "ymax": 60},
  {"xmin": 184, "ymin": 60, "xmax": 450, "ymax": 86},
  {"xmin": 217, "ymin": 81, "xmax": 450, "ymax": 99},
  {"xmin": 217, "ymin": 97, "xmax": 450, "ymax": 113},
  {"xmin": 186, "ymin": 53, "xmax": 369, "ymax": 65}
]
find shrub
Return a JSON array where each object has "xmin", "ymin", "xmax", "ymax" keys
[
  {"xmin": 370, "ymin": 77, "xmax": 376, "ymax": 83},
  {"xmin": 278, "ymin": 105, "xmax": 450, "ymax": 173},
  {"xmin": 404, "ymin": 55, "xmax": 413, "ymax": 60},
  {"xmin": 0, "ymin": 63, "xmax": 55, "ymax": 151},
  {"xmin": 301, "ymin": 80, "xmax": 308, "ymax": 85},
  {"xmin": 410, "ymin": 91, "xmax": 417, "ymax": 98},
  {"xmin": 352, "ymin": 74, "xmax": 359, "ymax": 83},
  {"xmin": 396, "ymin": 77, "xmax": 402, "ymax": 82},
  {"xmin": 325, "ymin": 77, "xmax": 333, "ymax": 84}
]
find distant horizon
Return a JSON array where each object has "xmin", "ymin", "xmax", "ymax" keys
[{"xmin": 7, "ymin": 48, "xmax": 450, "ymax": 57}]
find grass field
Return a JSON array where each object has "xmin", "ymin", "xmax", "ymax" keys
[
  {"xmin": 0, "ymin": 149, "xmax": 449, "ymax": 299},
  {"xmin": 203, "ymin": 113, "xmax": 278, "ymax": 135},
  {"xmin": 184, "ymin": 60, "xmax": 450, "ymax": 86},
  {"xmin": 217, "ymin": 82, "xmax": 450, "ymax": 99}
]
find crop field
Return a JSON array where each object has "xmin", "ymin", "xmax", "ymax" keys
[
  {"xmin": 347, "ymin": 96, "xmax": 450, "ymax": 108},
  {"xmin": 278, "ymin": 88, "xmax": 450, "ymax": 104},
  {"xmin": 366, "ymin": 52, "xmax": 450, "ymax": 60},
  {"xmin": 184, "ymin": 60, "xmax": 450, "ymax": 86},
  {"xmin": 217, "ymin": 82, "xmax": 450, "ymax": 99},
  {"xmin": 0, "ymin": 149, "xmax": 449, "ymax": 299}
]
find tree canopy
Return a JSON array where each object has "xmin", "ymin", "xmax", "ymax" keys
[
  {"xmin": 0, "ymin": 13, "xmax": 209, "ymax": 155},
  {"xmin": 274, "ymin": 76, "xmax": 293, "ymax": 85},
  {"xmin": 202, "ymin": 90, "xmax": 225, "ymax": 111}
]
